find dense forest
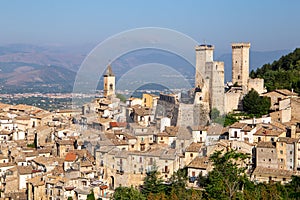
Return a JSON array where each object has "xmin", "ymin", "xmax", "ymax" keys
[
  {"xmin": 250, "ymin": 48, "xmax": 300, "ymax": 94},
  {"xmin": 111, "ymin": 150, "xmax": 300, "ymax": 200}
]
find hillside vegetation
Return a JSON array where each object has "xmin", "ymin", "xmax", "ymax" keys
[{"xmin": 250, "ymin": 48, "xmax": 300, "ymax": 94}]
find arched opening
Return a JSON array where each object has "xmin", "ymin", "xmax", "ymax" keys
[{"xmin": 110, "ymin": 176, "xmax": 115, "ymax": 189}]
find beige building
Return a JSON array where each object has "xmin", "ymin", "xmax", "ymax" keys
[
  {"xmin": 252, "ymin": 166, "xmax": 300, "ymax": 184},
  {"xmin": 256, "ymin": 141, "xmax": 278, "ymax": 169},
  {"xmin": 103, "ymin": 65, "xmax": 115, "ymax": 98},
  {"xmin": 231, "ymin": 43, "xmax": 250, "ymax": 88},
  {"xmin": 142, "ymin": 93, "xmax": 159, "ymax": 108},
  {"xmin": 194, "ymin": 44, "xmax": 225, "ymax": 114}
]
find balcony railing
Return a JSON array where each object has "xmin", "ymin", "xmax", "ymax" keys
[{"xmin": 189, "ymin": 176, "xmax": 196, "ymax": 183}]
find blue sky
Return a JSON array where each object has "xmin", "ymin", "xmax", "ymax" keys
[{"xmin": 1, "ymin": 0, "xmax": 299, "ymax": 51}]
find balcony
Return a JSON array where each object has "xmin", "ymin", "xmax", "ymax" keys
[
  {"xmin": 162, "ymin": 169, "xmax": 169, "ymax": 174},
  {"xmin": 189, "ymin": 176, "xmax": 196, "ymax": 183}
]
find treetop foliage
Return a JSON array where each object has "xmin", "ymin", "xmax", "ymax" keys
[
  {"xmin": 243, "ymin": 88, "xmax": 271, "ymax": 117},
  {"xmin": 250, "ymin": 48, "xmax": 300, "ymax": 94}
]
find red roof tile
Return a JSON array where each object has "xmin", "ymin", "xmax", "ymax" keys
[{"xmin": 65, "ymin": 152, "xmax": 77, "ymax": 162}]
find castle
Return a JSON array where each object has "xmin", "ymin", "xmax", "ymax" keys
[{"xmin": 195, "ymin": 42, "xmax": 266, "ymax": 116}]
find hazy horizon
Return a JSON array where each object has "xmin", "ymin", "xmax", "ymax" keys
[{"xmin": 1, "ymin": 0, "xmax": 300, "ymax": 52}]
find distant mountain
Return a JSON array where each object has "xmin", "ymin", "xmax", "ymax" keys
[
  {"xmin": 0, "ymin": 44, "xmax": 86, "ymax": 72},
  {"xmin": 0, "ymin": 62, "xmax": 76, "ymax": 93},
  {"xmin": 0, "ymin": 44, "xmax": 293, "ymax": 93}
]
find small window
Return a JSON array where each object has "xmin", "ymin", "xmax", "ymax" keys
[
  {"xmin": 280, "ymin": 150, "xmax": 283, "ymax": 154},
  {"xmin": 290, "ymin": 151, "xmax": 293, "ymax": 155},
  {"xmin": 190, "ymin": 153, "xmax": 193, "ymax": 158},
  {"xmin": 269, "ymin": 159, "xmax": 271, "ymax": 162}
]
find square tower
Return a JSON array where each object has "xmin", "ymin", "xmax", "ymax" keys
[
  {"xmin": 103, "ymin": 64, "xmax": 115, "ymax": 98},
  {"xmin": 205, "ymin": 61, "xmax": 225, "ymax": 114},
  {"xmin": 231, "ymin": 42, "xmax": 250, "ymax": 87},
  {"xmin": 195, "ymin": 44, "xmax": 214, "ymax": 88}
]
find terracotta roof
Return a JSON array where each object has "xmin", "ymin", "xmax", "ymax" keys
[
  {"xmin": 191, "ymin": 125, "xmax": 208, "ymax": 131},
  {"xmin": 27, "ymin": 176, "xmax": 45, "ymax": 186},
  {"xmin": 133, "ymin": 107, "xmax": 151, "ymax": 116},
  {"xmin": 187, "ymin": 156, "xmax": 209, "ymax": 169},
  {"xmin": 65, "ymin": 152, "xmax": 77, "ymax": 162},
  {"xmin": 123, "ymin": 133, "xmax": 137, "ymax": 140},
  {"xmin": 253, "ymin": 166, "xmax": 300, "ymax": 177},
  {"xmin": 0, "ymin": 102, "xmax": 10, "ymax": 110},
  {"xmin": 111, "ymin": 139, "xmax": 128, "ymax": 146},
  {"xmin": 0, "ymin": 162, "xmax": 15, "ymax": 168},
  {"xmin": 110, "ymin": 121, "xmax": 127, "ymax": 127},
  {"xmin": 165, "ymin": 126, "xmax": 179, "ymax": 136},
  {"xmin": 207, "ymin": 123, "xmax": 223, "ymax": 135},
  {"xmin": 275, "ymin": 89, "xmax": 298, "ymax": 97},
  {"xmin": 0, "ymin": 115, "xmax": 10, "ymax": 120},
  {"xmin": 243, "ymin": 125, "xmax": 255, "ymax": 132},
  {"xmin": 186, "ymin": 142, "xmax": 202, "ymax": 152},
  {"xmin": 277, "ymin": 137, "xmax": 299, "ymax": 144},
  {"xmin": 18, "ymin": 165, "xmax": 33, "ymax": 175},
  {"xmin": 230, "ymin": 122, "xmax": 247, "ymax": 129},
  {"xmin": 69, "ymin": 149, "xmax": 95, "ymax": 162},
  {"xmin": 0, "ymin": 130, "xmax": 13, "ymax": 135},
  {"xmin": 11, "ymin": 104, "xmax": 39, "ymax": 111},
  {"xmin": 257, "ymin": 141, "xmax": 276, "ymax": 148},
  {"xmin": 15, "ymin": 115, "xmax": 31, "ymax": 120},
  {"xmin": 24, "ymin": 151, "xmax": 39, "ymax": 157},
  {"xmin": 56, "ymin": 139, "xmax": 74, "ymax": 145},
  {"xmin": 80, "ymin": 160, "xmax": 93, "ymax": 167},
  {"xmin": 254, "ymin": 127, "xmax": 283, "ymax": 137}
]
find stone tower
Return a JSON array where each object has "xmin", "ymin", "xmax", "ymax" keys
[
  {"xmin": 103, "ymin": 64, "xmax": 115, "ymax": 98},
  {"xmin": 195, "ymin": 44, "xmax": 214, "ymax": 88},
  {"xmin": 205, "ymin": 61, "xmax": 225, "ymax": 114},
  {"xmin": 231, "ymin": 42, "xmax": 250, "ymax": 88}
]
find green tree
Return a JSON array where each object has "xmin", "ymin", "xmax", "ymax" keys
[
  {"xmin": 196, "ymin": 171, "xmax": 208, "ymax": 188},
  {"xmin": 87, "ymin": 190, "xmax": 95, "ymax": 200},
  {"xmin": 210, "ymin": 108, "xmax": 220, "ymax": 122},
  {"xmin": 251, "ymin": 48, "xmax": 300, "ymax": 94},
  {"xmin": 243, "ymin": 89, "xmax": 270, "ymax": 116},
  {"xmin": 206, "ymin": 149, "xmax": 250, "ymax": 199},
  {"xmin": 116, "ymin": 93, "xmax": 127, "ymax": 103},
  {"xmin": 286, "ymin": 175, "xmax": 300, "ymax": 199},
  {"xmin": 141, "ymin": 169, "xmax": 166, "ymax": 197},
  {"xmin": 112, "ymin": 186, "xmax": 145, "ymax": 200}
]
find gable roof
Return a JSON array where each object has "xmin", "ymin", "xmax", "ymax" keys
[{"xmin": 65, "ymin": 152, "xmax": 77, "ymax": 162}]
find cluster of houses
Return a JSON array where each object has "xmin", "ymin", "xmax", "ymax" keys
[{"xmin": 0, "ymin": 46, "xmax": 300, "ymax": 199}]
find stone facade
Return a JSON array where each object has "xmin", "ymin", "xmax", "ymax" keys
[
  {"xmin": 103, "ymin": 65, "xmax": 115, "ymax": 98},
  {"xmin": 232, "ymin": 42, "xmax": 251, "ymax": 88}
]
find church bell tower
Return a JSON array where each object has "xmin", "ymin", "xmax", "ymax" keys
[{"xmin": 103, "ymin": 64, "xmax": 115, "ymax": 98}]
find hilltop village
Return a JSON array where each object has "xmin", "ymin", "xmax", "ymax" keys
[{"xmin": 0, "ymin": 43, "xmax": 300, "ymax": 199}]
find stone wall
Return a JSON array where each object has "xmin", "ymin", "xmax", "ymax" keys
[
  {"xmin": 291, "ymin": 98, "xmax": 300, "ymax": 121},
  {"xmin": 248, "ymin": 78, "xmax": 265, "ymax": 94}
]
